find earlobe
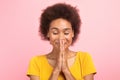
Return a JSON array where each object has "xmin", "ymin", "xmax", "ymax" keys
[{"xmin": 47, "ymin": 32, "xmax": 50, "ymax": 38}]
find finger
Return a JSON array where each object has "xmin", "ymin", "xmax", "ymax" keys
[
  {"xmin": 60, "ymin": 40, "xmax": 62, "ymax": 51},
  {"xmin": 57, "ymin": 51, "xmax": 62, "ymax": 69},
  {"xmin": 60, "ymin": 40, "xmax": 65, "ymax": 51}
]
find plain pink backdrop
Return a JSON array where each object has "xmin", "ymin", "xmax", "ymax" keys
[{"xmin": 0, "ymin": 0, "xmax": 120, "ymax": 80}]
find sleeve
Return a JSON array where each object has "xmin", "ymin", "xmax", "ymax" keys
[
  {"xmin": 27, "ymin": 56, "xmax": 40, "ymax": 77},
  {"xmin": 81, "ymin": 53, "xmax": 96, "ymax": 77}
]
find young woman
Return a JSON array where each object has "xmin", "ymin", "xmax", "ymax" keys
[{"xmin": 27, "ymin": 3, "xmax": 96, "ymax": 80}]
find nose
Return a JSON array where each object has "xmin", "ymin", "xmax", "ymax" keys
[{"xmin": 59, "ymin": 33, "xmax": 65, "ymax": 40}]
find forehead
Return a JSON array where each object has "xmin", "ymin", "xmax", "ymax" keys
[{"xmin": 49, "ymin": 18, "xmax": 72, "ymax": 30}]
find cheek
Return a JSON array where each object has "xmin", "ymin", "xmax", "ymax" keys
[
  {"xmin": 49, "ymin": 35, "xmax": 59, "ymax": 44},
  {"xmin": 65, "ymin": 36, "xmax": 73, "ymax": 46},
  {"xmin": 65, "ymin": 35, "xmax": 73, "ymax": 41},
  {"xmin": 49, "ymin": 34, "xmax": 73, "ymax": 45}
]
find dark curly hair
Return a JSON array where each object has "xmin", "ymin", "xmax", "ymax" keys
[{"xmin": 39, "ymin": 3, "xmax": 81, "ymax": 45}]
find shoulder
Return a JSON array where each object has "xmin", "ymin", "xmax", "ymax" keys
[
  {"xmin": 76, "ymin": 51, "xmax": 96, "ymax": 76},
  {"xmin": 29, "ymin": 54, "xmax": 47, "ymax": 63},
  {"xmin": 76, "ymin": 51, "xmax": 93, "ymax": 61},
  {"xmin": 77, "ymin": 51, "xmax": 92, "ymax": 57}
]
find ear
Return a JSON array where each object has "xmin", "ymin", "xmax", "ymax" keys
[{"xmin": 47, "ymin": 32, "xmax": 50, "ymax": 38}]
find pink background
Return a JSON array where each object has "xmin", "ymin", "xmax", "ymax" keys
[{"xmin": 0, "ymin": 0, "xmax": 120, "ymax": 80}]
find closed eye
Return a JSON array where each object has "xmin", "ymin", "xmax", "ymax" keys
[
  {"xmin": 64, "ymin": 33, "xmax": 69, "ymax": 35},
  {"xmin": 52, "ymin": 32, "xmax": 58, "ymax": 35}
]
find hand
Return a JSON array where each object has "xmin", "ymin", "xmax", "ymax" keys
[
  {"xmin": 53, "ymin": 40, "xmax": 64, "ymax": 72},
  {"xmin": 53, "ymin": 39, "xmax": 68, "ymax": 73},
  {"xmin": 50, "ymin": 40, "xmax": 75, "ymax": 80},
  {"xmin": 59, "ymin": 40, "xmax": 68, "ymax": 72}
]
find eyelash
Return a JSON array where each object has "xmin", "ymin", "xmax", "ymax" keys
[
  {"xmin": 53, "ymin": 32, "xmax": 58, "ymax": 35},
  {"xmin": 52, "ymin": 32, "xmax": 69, "ymax": 35},
  {"xmin": 64, "ymin": 33, "xmax": 69, "ymax": 35}
]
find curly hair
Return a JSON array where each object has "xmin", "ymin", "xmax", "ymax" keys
[{"xmin": 39, "ymin": 3, "xmax": 81, "ymax": 44}]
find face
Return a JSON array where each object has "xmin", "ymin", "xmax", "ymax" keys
[{"xmin": 47, "ymin": 18, "xmax": 74, "ymax": 50}]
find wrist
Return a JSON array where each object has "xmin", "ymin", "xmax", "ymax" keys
[
  {"xmin": 53, "ymin": 69, "xmax": 60, "ymax": 75},
  {"xmin": 62, "ymin": 68, "xmax": 70, "ymax": 75},
  {"xmin": 49, "ymin": 69, "xmax": 60, "ymax": 80}
]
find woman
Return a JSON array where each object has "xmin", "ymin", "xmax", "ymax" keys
[{"xmin": 27, "ymin": 3, "xmax": 96, "ymax": 80}]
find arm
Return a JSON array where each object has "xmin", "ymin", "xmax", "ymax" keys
[
  {"xmin": 49, "ymin": 66, "xmax": 75, "ymax": 80},
  {"xmin": 49, "ymin": 69, "xmax": 60, "ymax": 80},
  {"xmin": 62, "ymin": 68, "xmax": 75, "ymax": 80},
  {"xmin": 29, "ymin": 75, "xmax": 39, "ymax": 80},
  {"xmin": 82, "ymin": 53, "xmax": 96, "ymax": 80},
  {"xmin": 84, "ymin": 74, "xmax": 95, "ymax": 80}
]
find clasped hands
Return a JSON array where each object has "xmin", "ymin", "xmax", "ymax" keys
[
  {"xmin": 54, "ymin": 39, "xmax": 69, "ymax": 74},
  {"xmin": 50, "ymin": 40, "xmax": 75, "ymax": 80}
]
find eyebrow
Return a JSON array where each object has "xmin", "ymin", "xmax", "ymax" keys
[
  {"xmin": 50, "ymin": 27, "xmax": 72, "ymax": 31},
  {"xmin": 50, "ymin": 27, "xmax": 58, "ymax": 30}
]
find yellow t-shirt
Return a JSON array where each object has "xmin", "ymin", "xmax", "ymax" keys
[{"xmin": 27, "ymin": 51, "xmax": 96, "ymax": 80}]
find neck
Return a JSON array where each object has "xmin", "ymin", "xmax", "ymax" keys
[{"xmin": 49, "ymin": 48, "xmax": 71, "ymax": 59}]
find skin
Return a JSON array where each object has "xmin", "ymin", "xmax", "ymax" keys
[{"xmin": 29, "ymin": 18, "xmax": 95, "ymax": 80}]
